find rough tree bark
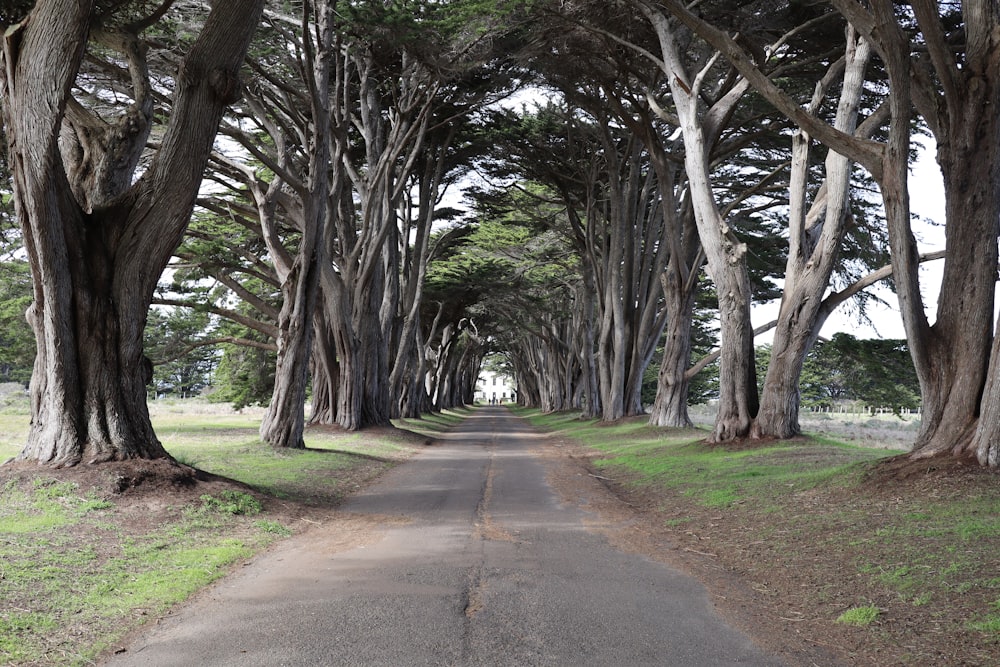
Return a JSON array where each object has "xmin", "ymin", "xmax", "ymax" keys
[
  {"xmin": 389, "ymin": 127, "xmax": 456, "ymax": 419},
  {"xmin": 590, "ymin": 124, "xmax": 670, "ymax": 422},
  {"xmin": 255, "ymin": 2, "xmax": 334, "ymax": 449},
  {"xmin": 309, "ymin": 43, "xmax": 437, "ymax": 430},
  {"xmin": 0, "ymin": 0, "xmax": 263, "ymax": 466},
  {"xmin": 629, "ymin": 98, "xmax": 701, "ymax": 429},
  {"xmin": 832, "ymin": 0, "xmax": 1000, "ymax": 462},
  {"xmin": 648, "ymin": 252, "xmax": 700, "ymax": 428}
]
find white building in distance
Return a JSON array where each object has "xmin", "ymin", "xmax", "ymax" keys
[{"xmin": 476, "ymin": 369, "xmax": 515, "ymax": 404}]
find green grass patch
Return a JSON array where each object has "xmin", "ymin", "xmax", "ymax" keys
[
  {"xmin": 837, "ymin": 604, "xmax": 880, "ymax": 626},
  {"xmin": 0, "ymin": 413, "xmax": 29, "ymax": 461},
  {"xmin": 255, "ymin": 519, "xmax": 293, "ymax": 536},
  {"xmin": 199, "ymin": 490, "xmax": 263, "ymax": 515},
  {"xmin": 153, "ymin": 412, "xmax": 420, "ymax": 504},
  {"xmin": 852, "ymin": 494, "xmax": 1000, "ymax": 614},
  {"xmin": 969, "ymin": 600, "xmax": 1000, "ymax": 634},
  {"xmin": 0, "ymin": 478, "xmax": 271, "ymax": 666},
  {"xmin": 521, "ymin": 410, "xmax": 889, "ymax": 508}
]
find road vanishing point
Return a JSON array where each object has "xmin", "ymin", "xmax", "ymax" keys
[{"xmin": 103, "ymin": 406, "xmax": 783, "ymax": 666}]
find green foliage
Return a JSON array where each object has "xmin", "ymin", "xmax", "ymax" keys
[
  {"xmin": 341, "ymin": 0, "xmax": 530, "ymax": 62},
  {"xmin": 211, "ymin": 339, "xmax": 276, "ymax": 410},
  {"xmin": 481, "ymin": 353, "xmax": 513, "ymax": 376},
  {"xmin": 686, "ymin": 301, "xmax": 724, "ymax": 403},
  {"xmin": 145, "ymin": 307, "xmax": 217, "ymax": 399},
  {"xmin": 969, "ymin": 599, "xmax": 1000, "ymax": 634},
  {"xmin": 254, "ymin": 519, "xmax": 293, "ymax": 536},
  {"xmin": 425, "ymin": 198, "xmax": 579, "ymax": 362},
  {"xmin": 163, "ymin": 209, "xmax": 278, "ymax": 410},
  {"xmin": 0, "ymin": 257, "xmax": 34, "ymax": 385},
  {"xmin": 799, "ymin": 333, "xmax": 920, "ymax": 411}
]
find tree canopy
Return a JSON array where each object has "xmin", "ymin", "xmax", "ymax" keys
[{"xmin": 2, "ymin": 0, "xmax": 994, "ymax": 471}]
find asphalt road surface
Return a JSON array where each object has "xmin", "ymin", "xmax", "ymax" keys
[{"xmin": 104, "ymin": 406, "xmax": 782, "ymax": 666}]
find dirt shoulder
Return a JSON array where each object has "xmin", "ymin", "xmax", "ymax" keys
[{"xmin": 539, "ymin": 429, "xmax": 1000, "ymax": 667}]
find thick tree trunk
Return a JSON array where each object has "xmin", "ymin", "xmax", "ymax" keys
[
  {"xmin": 359, "ymin": 326, "xmax": 392, "ymax": 426},
  {"xmin": 388, "ymin": 139, "xmax": 451, "ymax": 419},
  {"xmin": 597, "ymin": 245, "xmax": 627, "ymax": 420},
  {"xmin": 649, "ymin": 272, "xmax": 697, "ymax": 428},
  {"xmin": 435, "ymin": 323, "xmax": 482, "ymax": 411},
  {"xmin": 643, "ymin": 6, "xmax": 758, "ymax": 441},
  {"xmin": 1, "ymin": 0, "xmax": 263, "ymax": 465},
  {"xmin": 675, "ymin": 117, "xmax": 757, "ymax": 441},
  {"xmin": 915, "ymin": 147, "xmax": 999, "ymax": 456},
  {"xmin": 709, "ymin": 265, "xmax": 758, "ymax": 441},
  {"xmin": 972, "ymin": 330, "xmax": 1000, "ymax": 467},
  {"xmin": 260, "ymin": 301, "xmax": 315, "ymax": 448},
  {"xmin": 817, "ymin": 2, "xmax": 1000, "ymax": 467},
  {"xmin": 911, "ymin": 74, "xmax": 1000, "ymax": 459},
  {"xmin": 576, "ymin": 275, "xmax": 602, "ymax": 418},
  {"xmin": 592, "ymin": 141, "xmax": 668, "ymax": 422},
  {"xmin": 259, "ymin": 240, "xmax": 322, "ymax": 448},
  {"xmin": 961, "ymin": 1, "xmax": 1000, "ymax": 470},
  {"xmin": 20, "ymin": 260, "xmax": 167, "ymax": 465},
  {"xmin": 753, "ymin": 31, "xmax": 870, "ymax": 440},
  {"xmin": 315, "ymin": 268, "xmax": 393, "ymax": 431},
  {"xmin": 310, "ymin": 39, "xmax": 433, "ymax": 431},
  {"xmin": 651, "ymin": 0, "xmax": 1000, "ymax": 463}
]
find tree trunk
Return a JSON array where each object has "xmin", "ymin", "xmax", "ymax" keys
[
  {"xmin": 259, "ymin": 220, "xmax": 323, "ymax": 447},
  {"xmin": 909, "ymin": 44, "xmax": 1000, "ymax": 460},
  {"xmin": 359, "ymin": 315, "xmax": 392, "ymax": 426},
  {"xmin": 259, "ymin": 269, "xmax": 317, "ymax": 448},
  {"xmin": 576, "ymin": 274, "xmax": 602, "ymax": 418},
  {"xmin": 309, "ymin": 39, "xmax": 434, "ymax": 431},
  {"xmin": 916, "ymin": 138, "xmax": 1000, "ymax": 456},
  {"xmin": 647, "ymin": 13, "xmax": 757, "ymax": 441},
  {"xmin": 388, "ymin": 131, "xmax": 454, "ymax": 419},
  {"xmin": 308, "ymin": 306, "xmax": 339, "ymax": 425},
  {"xmin": 709, "ymin": 264, "xmax": 758, "ymax": 441},
  {"xmin": 753, "ymin": 30, "xmax": 871, "ymax": 440},
  {"xmin": 652, "ymin": 0, "xmax": 1000, "ymax": 463},
  {"xmin": 256, "ymin": 1, "xmax": 334, "ymax": 448},
  {"xmin": 649, "ymin": 269, "xmax": 698, "ymax": 428},
  {"xmin": 958, "ymin": 0, "xmax": 1000, "ymax": 470},
  {"xmin": 1, "ymin": 0, "xmax": 263, "ymax": 465}
]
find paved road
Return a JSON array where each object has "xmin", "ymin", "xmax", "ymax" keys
[{"xmin": 104, "ymin": 407, "xmax": 782, "ymax": 666}]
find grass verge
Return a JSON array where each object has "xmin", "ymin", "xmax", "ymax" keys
[
  {"xmin": 0, "ymin": 407, "xmax": 430, "ymax": 667},
  {"xmin": 518, "ymin": 407, "xmax": 1000, "ymax": 666}
]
